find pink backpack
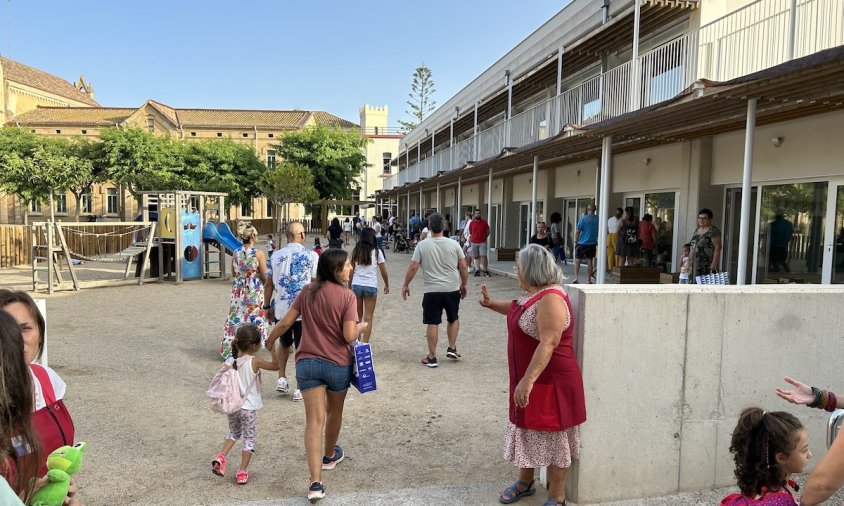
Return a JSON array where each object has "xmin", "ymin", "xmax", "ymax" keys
[{"xmin": 207, "ymin": 358, "xmax": 259, "ymax": 415}]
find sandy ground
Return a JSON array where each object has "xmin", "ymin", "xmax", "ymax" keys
[{"xmin": 1, "ymin": 239, "xmax": 842, "ymax": 506}]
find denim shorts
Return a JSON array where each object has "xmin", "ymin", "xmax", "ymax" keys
[
  {"xmin": 351, "ymin": 284, "xmax": 378, "ymax": 298},
  {"xmin": 296, "ymin": 357, "xmax": 353, "ymax": 393}
]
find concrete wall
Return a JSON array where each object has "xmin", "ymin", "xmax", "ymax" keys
[{"xmin": 565, "ymin": 284, "xmax": 844, "ymax": 504}]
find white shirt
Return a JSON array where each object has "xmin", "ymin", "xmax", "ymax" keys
[
  {"xmin": 236, "ymin": 356, "xmax": 262, "ymax": 410},
  {"xmin": 388, "ymin": 216, "xmax": 396, "ymax": 227},
  {"xmin": 30, "ymin": 365, "xmax": 67, "ymax": 411},
  {"xmin": 352, "ymin": 249, "xmax": 385, "ymax": 288},
  {"xmin": 343, "ymin": 221, "xmax": 352, "ymax": 232},
  {"xmin": 463, "ymin": 222, "xmax": 471, "ymax": 242},
  {"xmin": 607, "ymin": 216, "xmax": 620, "ymax": 234},
  {"xmin": 373, "ymin": 222, "xmax": 382, "ymax": 238},
  {"xmin": 267, "ymin": 243, "xmax": 319, "ymax": 320}
]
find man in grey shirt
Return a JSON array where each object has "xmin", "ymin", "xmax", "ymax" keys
[{"xmin": 401, "ymin": 213, "xmax": 468, "ymax": 368}]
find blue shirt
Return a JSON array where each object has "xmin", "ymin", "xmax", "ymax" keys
[{"xmin": 576, "ymin": 213, "xmax": 599, "ymax": 245}]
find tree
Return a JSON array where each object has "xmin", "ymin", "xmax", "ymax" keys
[
  {"xmin": 272, "ymin": 125, "xmax": 369, "ymax": 201},
  {"xmin": 97, "ymin": 126, "xmax": 185, "ymax": 196},
  {"xmin": 399, "ymin": 64, "xmax": 436, "ymax": 133},
  {"xmin": 181, "ymin": 139, "xmax": 265, "ymax": 208},
  {"xmin": 261, "ymin": 161, "xmax": 319, "ymax": 221}
]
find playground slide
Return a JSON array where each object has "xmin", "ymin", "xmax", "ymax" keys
[{"xmin": 202, "ymin": 221, "xmax": 243, "ymax": 253}]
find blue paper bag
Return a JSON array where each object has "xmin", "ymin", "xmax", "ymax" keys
[{"xmin": 351, "ymin": 341, "xmax": 376, "ymax": 394}]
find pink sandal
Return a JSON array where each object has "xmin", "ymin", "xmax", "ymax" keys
[
  {"xmin": 236, "ymin": 469, "xmax": 249, "ymax": 484},
  {"xmin": 211, "ymin": 453, "xmax": 227, "ymax": 476}
]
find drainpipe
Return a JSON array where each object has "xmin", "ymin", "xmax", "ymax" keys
[
  {"xmin": 530, "ymin": 156, "xmax": 538, "ymax": 239},
  {"xmin": 736, "ymin": 99, "xmax": 757, "ymax": 285},
  {"xmin": 449, "ymin": 114, "xmax": 455, "ymax": 171},
  {"xmin": 436, "ymin": 183, "xmax": 441, "ymax": 213},
  {"xmin": 597, "ymin": 137, "xmax": 612, "ymax": 284},
  {"xmin": 254, "ymin": 125, "xmax": 259, "ymax": 156},
  {"xmin": 630, "ymin": 0, "xmax": 642, "ymax": 111},
  {"xmin": 419, "ymin": 187, "xmax": 424, "ymax": 217},
  {"xmin": 473, "ymin": 102, "xmax": 479, "ymax": 161},
  {"xmin": 431, "ymin": 129, "xmax": 436, "ymax": 173},
  {"xmin": 556, "ymin": 46, "xmax": 564, "ymax": 133},
  {"xmin": 787, "ymin": 0, "xmax": 797, "ymax": 60},
  {"xmin": 487, "ymin": 168, "xmax": 493, "ymax": 248},
  {"xmin": 506, "ymin": 70, "xmax": 512, "ymax": 146}
]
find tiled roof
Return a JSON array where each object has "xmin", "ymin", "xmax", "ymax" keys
[
  {"xmin": 10, "ymin": 107, "xmax": 134, "ymax": 126},
  {"xmin": 0, "ymin": 57, "xmax": 100, "ymax": 106},
  {"xmin": 7, "ymin": 102, "xmax": 359, "ymax": 130}
]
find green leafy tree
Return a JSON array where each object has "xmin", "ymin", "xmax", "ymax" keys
[
  {"xmin": 97, "ymin": 127, "xmax": 186, "ymax": 195},
  {"xmin": 399, "ymin": 64, "xmax": 436, "ymax": 133},
  {"xmin": 182, "ymin": 139, "xmax": 265, "ymax": 207},
  {"xmin": 261, "ymin": 161, "xmax": 319, "ymax": 221},
  {"xmin": 272, "ymin": 125, "xmax": 369, "ymax": 201}
]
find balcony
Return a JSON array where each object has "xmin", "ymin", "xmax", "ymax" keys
[{"xmin": 386, "ymin": 0, "xmax": 844, "ymax": 192}]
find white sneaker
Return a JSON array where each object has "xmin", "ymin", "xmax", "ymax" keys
[
  {"xmin": 293, "ymin": 389, "xmax": 303, "ymax": 401},
  {"xmin": 276, "ymin": 377, "xmax": 289, "ymax": 394}
]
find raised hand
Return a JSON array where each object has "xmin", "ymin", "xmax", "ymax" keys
[
  {"xmin": 776, "ymin": 376, "xmax": 815, "ymax": 405},
  {"xmin": 479, "ymin": 284, "xmax": 492, "ymax": 308}
]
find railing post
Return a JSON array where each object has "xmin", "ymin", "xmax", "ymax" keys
[
  {"xmin": 473, "ymin": 101, "xmax": 479, "ymax": 161},
  {"xmin": 506, "ymin": 70, "xmax": 513, "ymax": 146},
  {"xmin": 457, "ymin": 177, "xmax": 462, "ymax": 220},
  {"xmin": 556, "ymin": 45, "xmax": 564, "ymax": 134},
  {"xmin": 737, "ymin": 98, "xmax": 757, "ymax": 285},
  {"xmin": 629, "ymin": 0, "xmax": 642, "ymax": 112},
  {"xmin": 787, "ymin": 0, "xmax": 797, "ymax": 60}
]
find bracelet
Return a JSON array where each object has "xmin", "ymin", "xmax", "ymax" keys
[
  {"xmin": 262, "ymin": 305, "xmax": 271, "ymax": 310},
  {"xmin": 826, "ymin": 391, "xmax": 838, "ymax": 412},
  {"xmin": 809, "ymin": 387, "xmax": 822, "ymax": 408},
  {"xmin": 819, "ymin": 390, "xmax": 830, "ymax": 410}
]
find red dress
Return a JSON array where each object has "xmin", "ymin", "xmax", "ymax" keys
[{"xmin": 506, "ymin": 288, "xmax": 586, "ymax": 432}]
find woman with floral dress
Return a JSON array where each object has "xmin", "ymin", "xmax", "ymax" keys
[
  {"xmin": 480, "ymin": 244, "xmax": 586, "ymax": 506},
  {"xmin": 221, "ymin": 222, "xmax": 268, "ymax": 359}
]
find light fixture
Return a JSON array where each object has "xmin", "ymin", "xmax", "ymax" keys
[
  {"xmin": 771, "ymin": 137, "xmax": 784, "ymax": 148},
  {"xmin": 644, "ymin": 157, "xmax": 652, "ymax": 166},
  {"xmin": 504, "ymin": 69, "xmax": 511, "ymax": 87}
]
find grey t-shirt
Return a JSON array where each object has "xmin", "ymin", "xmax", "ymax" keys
[{"xmin": 411, "ymin": 236, "xmax": 465, "ymax": 293}]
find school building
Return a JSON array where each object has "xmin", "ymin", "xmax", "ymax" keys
[
  {"xmin": 1, "ymin": 57, "xmax": 401, "ymax": 224},
  {"xmin": 376, "ymin": 0, "xmax": 844, "ymax": 285}
]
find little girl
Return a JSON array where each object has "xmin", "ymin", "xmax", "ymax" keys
[
  {"xmin": 314, "ymin": 237, "xmax": 323, "ymax": 256},
  {"xmin": 678, "ymin": 243, "xmax": 691, "ymax": 284},
  {"xmin": 721, "ymin": 407, "xmax": 812, "ymax": 505},
  {"xmin": 212, "ymin": 324, "xmax": 278, "ymax": 484}
]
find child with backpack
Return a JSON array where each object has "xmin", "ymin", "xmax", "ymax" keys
[
  {"xmin": 210, "ymin": 324, "xmax": 278, "ymax": 485},
  {"xmin": 720, "ymin": 407, "xmax": 811, "ymax": 505}
]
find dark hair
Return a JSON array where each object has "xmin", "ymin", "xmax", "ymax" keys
[
  {"xmin": 353, "ymin": 228, "xmax": 377, "ymax": 266},
  {"xmin": 0, "ymin": 290, "xmax": 46, "ymax": 361},
  {"xmin": 310, "ymin": 248, "xmax": 349, "ymax": 302},
  {"xmin": 615, "ymin": 207, "xmax": 624, "ymax": 217},
  {"xmin": 624, "ymin": 206, "xmax": 636, "ymax": 222},
  {"xmin": 331, "ymin": 217, "xmax": 341, "ymax": 227},
  {"xmin": 550, "ymin": 212, "xmax": 562, "ymax": 224},
  {"xmin": 428, "ymin": 213, "xmax": 445, "ymax": 233},
  {"xmin": 683, "ymin": 243, "xmax": 691, "ymax": 249},
  {"xmin": 0, "ymin": 310, "xmax": 40, "ymax": 500},
  {"xmin": 643, "ymin": 213, "xmax": 653, "ymax": 222},
  {"xmin": 314, "ymin": 237, "xmax": 321, "ymax": 246},
  {"xmin": 729, "ymin": 407, "xmax": 803, "ymax": 497},
  {"xmin": 231, "ymin": 324, "xmax": 262, "ymax": 369},
  {"xmin": 699, "ymin": 208, "xmax": 714, "ymax": 219}
]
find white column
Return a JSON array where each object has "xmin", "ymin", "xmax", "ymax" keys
[
  {"xmin": 597, "ymin": 137, "xmax": 612, "ymax": 284},
  {"xmin": 506, "ymin": 70, "xmax": 513, "ymax": 146},
  {"xmin": 457, "ymin": 177, "xmax": 463, "ymax": 220},
  {"xmin": 787, "ymin": 0, "xmax": 797, "ymax": 60},
  {"xmin": 419, "ymin": 187, "xmax": 424, "ymax": 217},
  {"xmin": 473, "ymin": 102, "xmax": 479, "ymax": 161},
  {"xmin": 449, "ymin": 117, "xmax": 455, "ymax": 170},
  {"xmin": 436, "ymin": 183, "xmax": 441, "ymax": 213},
  {"xmin": 487, "ymin": 168, "xmax": 493, "ymax": 248},
  {"xmin": 530, "ymin": 156, "xmax": 538, "ymax": 238},
  {"xmin": 737, "ymin": 99, "xmax": 757, "ymax": 285},
  {"xmin": 555, "ymin": 45, "xmax": 564, "ymax": 133},
  {"xmin": 630, "ymin": 0, "xmax": 642, "ymax": 111}
]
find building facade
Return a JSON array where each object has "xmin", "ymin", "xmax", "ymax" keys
[{"xmin": 377, "ymin": 0, "xmax": 844, "ymax": 285}]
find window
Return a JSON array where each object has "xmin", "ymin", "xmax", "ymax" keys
[
  {"xmin": 267, "ymin": 150, "xmax": 276, "ymax": 168},
  {"xmin": 55, "ymin": 193, "xmax": 68, "ymax": 214},
  {"xmin": 81, "ymin": 129, "xmax": 87, "ymax": 135},
  {"xmin": 266, "ymin": 200, "xmax": 274, "ymax": 217},
  {"xmin": 80, "ymin": 192, "xmax": 93, "ymax": 214},
  {"xmin": 29, "ymin": 200, "xmax": 42, "ymax": 213},
  {"xmin": 383, "ymin": 152, "xmax": 392, "ymax": 174},
  {"xmin": 147, "ymin": 117, "xmax": 154, "ymax": 133},
  {"xmin": 107, "ymin": 188, "xmax": 118, "ymax": 214},
  {"xmin": 191, "ymin": 132, "xmax": 197, "ymax": 137},
  {"xmin": 217, "ymin": 132, "xmax": 223, "ymax": 137},
  {"xmin": 268, "ymin": 133, "xmax": 274, "ymax": 139},
  {"xmin": 240, "ymin": 200, "xmax": 252, "ymax": 217},
  {"xmin": 55, "ymin": 129, "xmax": 61, "ymax": 134},
  {"xmin": 242, "ymin": 133, "xmax": 249, "ymax": 138}
]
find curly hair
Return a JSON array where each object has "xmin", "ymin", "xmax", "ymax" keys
[{"xmin": 729, "ymin": 407, "xmax": 803, "ymax": 496}]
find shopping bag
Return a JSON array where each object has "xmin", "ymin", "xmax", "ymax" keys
[
  {"xmin": 351, "ymin": 340, "xmax": 377, "ymax": 394},
  {"xmin": 695, "ymin": 271, "xmax": 729, "ymax": 285}
]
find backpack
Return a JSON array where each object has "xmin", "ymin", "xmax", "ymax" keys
[{"xmin": 207, "ymin": 358, "xmax": 259, "ymax": 415}]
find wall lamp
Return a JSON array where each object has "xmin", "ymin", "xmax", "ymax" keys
[{"xmin": 771, "ymin": 137, "xmax": 784, "ymax": 148}]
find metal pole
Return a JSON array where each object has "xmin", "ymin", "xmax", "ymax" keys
[
  {"xmin": 457, "ymin": 176, "xmax": 463, "ymax": 222},
  {"xmin": 530, "ymin": 156, "xmax": 538, "ymax": 239},
  {"xmin": 506, "ymin": 71, "xmax": 513, "ymax": 146},
  {"xmin": 630, "ymin": 0, "xmax": 642, "ymax": 111},
  {"xmin": 436, "ymin": 183, "xmax": 441, "ymax": 213},
  {"xmin": 556, "ymin": 45, "xmax": 564, "ymax": 133},
  {"xmin": 736, "ymin": 98, "xmax": 757, "ymax": 285},
  {"xmin": 473, "ymin": 102, "xmax": 479, "ymax": 161},
  {"xmin": 597, "ymin": 137, "xmax": 612, "ymax": 284},
  {"xmin": 449, "ymin": 118, "xmax": 455, "ymax": 171},
  {"xmin": 431, "ymin": 130, "xmax": 436, "ymax": 173},
  {"xmin": 419, "ymin": 187, "xmax": 424, "ymax": 218},
  {"xmin": 787, "ymin": 0, "xmax": 797, "ymax": 60},
  {"xmin": 487, "ymin": 168, "xmax": 493, "ymax": 248}
]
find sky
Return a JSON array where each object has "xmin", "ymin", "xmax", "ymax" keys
[{"xmin": 0, "ymin": 0, "xmax": 568, "ymax": 129}]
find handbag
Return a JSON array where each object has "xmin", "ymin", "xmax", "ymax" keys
[
  {"xmin": 695, "ymin": 271, "xmax": 729, "ymax": 285},
  {"xmin": 351, "ymin": 340, "xmax": 377, "ymax": 394},
  {"xmin": 30, "ymin": 364, "xmax": 75, "ymax": 474}
]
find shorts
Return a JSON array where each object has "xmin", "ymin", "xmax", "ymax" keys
[
  {"xmin": 471, "ymin": 242, "xmax": 488, "ymax": 257},
  {"xmin": 351, "ymin": 284, "xmax": 378, "ymax": 298},
  {"xmin": 422, "ymin": 291, "xmax": 461, "ymax": 325},
  {"xmin": 280, "ymin": 320, "xmax": 302, "ymax": 349},
  {"xmin": 226, "ymin": 408, "xmax": 257, "ymax": 452},
  {"xmin": 575, "ymin": 244, "xmax": 597, "ymax": 259},
  {"xmin": 296, "ymin": 357, "xmax": 353, "ymax": 393}
]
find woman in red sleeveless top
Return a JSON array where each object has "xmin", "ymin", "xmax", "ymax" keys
[
  {"xmin": 479, "ymin": 244, "xmax": 586, "ymax": 506},
  {"xmin": 0, "ymin": 291, "xmax": 75, "ymax": 475}
]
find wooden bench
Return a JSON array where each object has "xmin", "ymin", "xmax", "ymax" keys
[
  {"xmin": 612, "ymin": 267, "xmax": 662, "ymax": 284},
  {"xmin": 494, "ymin": 248, "xmax": 518, "ymax": 262}
]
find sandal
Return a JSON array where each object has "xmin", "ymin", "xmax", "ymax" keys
[
  {"xmin": 211, "ymin": 453, "xmax": 227, "ymax": 477},
  {"xmin": 499, "ymin": 479, "xmax": 536, "ymax": 504},
  {"xmin": 236, "ymin": 469, "xmax": 249, "ymax": 484},
  {"xmin": 541, "ymin": 500, "xmax": 566, "ymax": 506}
]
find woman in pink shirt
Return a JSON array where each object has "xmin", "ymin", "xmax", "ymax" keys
[{"xmin": 266, "ymin": 249, "xmax": 367, "ymax": 503}]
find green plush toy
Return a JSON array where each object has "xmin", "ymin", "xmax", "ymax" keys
[{"xmin": 30, "ymin": 442, "xmax": 86, "ymax": 506}]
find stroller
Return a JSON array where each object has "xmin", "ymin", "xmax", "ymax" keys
[{"xmin": 393, "ymin": 231, "xmax": 410, "ymax": 253}]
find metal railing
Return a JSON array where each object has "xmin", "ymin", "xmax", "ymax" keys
[{"xmin": 388, "ymin": 0, "xmax": 844, "ymax": 191}]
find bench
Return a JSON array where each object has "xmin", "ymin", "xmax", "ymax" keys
[
  {"xmin": 612, "ymin": 267, "xmax": 662, "ymax": 284},
  {"xmin": 494, "ymin": 248, "xmax": 518, "ymax": 262}
]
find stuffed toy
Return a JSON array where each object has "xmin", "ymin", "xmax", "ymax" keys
[{"xmin": 30, "ymin": 442, "xmax": 87, "ymax": 506}]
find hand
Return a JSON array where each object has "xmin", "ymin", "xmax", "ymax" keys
[
  {"xmin": 402, "ymin": 285, "xmax": 410, "ymax": 301},
  {"xmin": 356, "ymin": 321, "xmax": 369, "ymax": 334},
  {"xmin": 383, "ymin": 286, "xmax": 390, "ymax": 295},
  {"xmin": 265, "ymin": 336, "xmax": 276, "ymax": 351},
  {"xmin": 776, "ymin": 376, "xmax": 815, "ymax": 405},
  {"xmin": 514, "ymin": 378, "xmax": 533, "ymax": 408},
  {"xmin": 479, "ymin": 284, "xmax": 492, "ymax": 308},
  {"xmin": 459, "ymin": 284, "xmax": 467, "ymax": 299}
]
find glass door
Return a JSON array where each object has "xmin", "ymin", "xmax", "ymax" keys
[
  {"xmin": 644, "ymin": 192, "xmax": 676, "ymax": 272},
  {"xmin": 827, "ymin": 183, "xmax": 844, "ymax": 283},
  {"xmin": 564, "ymin": 198, "xmax": 594, "ymax": 259},
  {"xmin": 725, "ymin": 187, "xmax": 758, "ymax": 285},
  {"xmin": 519, "ymin": 203, "xmax": 530, "ymax": 247},
  {"xmin": 624, "ymin": 196, "xmax": 643, "ymax": 219},
  {"xmin": 490, "ymin": 204, "xmax": 501, "ymax": 249}
]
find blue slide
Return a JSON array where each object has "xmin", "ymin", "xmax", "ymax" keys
[{"xmin": 202, "ymin": 221, "xmax": 243, "ymax": 254}]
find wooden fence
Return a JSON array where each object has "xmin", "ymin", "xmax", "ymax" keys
[
  {"xmin": 0, "ymin": 225, "xmax": 30, "ymax": 268},
  {"xmin": 227, "ymin": 218, "xmax": 321, "ymax": 236}
]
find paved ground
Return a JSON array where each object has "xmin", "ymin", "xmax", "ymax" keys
[{"xmin": 1, "ymin": 237, "xmax": 841, "ymax": 505}]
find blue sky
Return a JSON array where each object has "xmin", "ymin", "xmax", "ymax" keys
[{"xmin": 1, "ymin": 0, "xmax": 567, "ymax": 128}]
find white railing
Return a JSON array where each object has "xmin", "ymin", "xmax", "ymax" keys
[{"xmin": 388, "ymin": 0, "xmax": 843, "ymax": 191}]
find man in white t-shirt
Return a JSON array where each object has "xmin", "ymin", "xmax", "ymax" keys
[
  {"xmin": 401, "ymin": 213, "xmax": 468, "ymax": 368},
  {"xmin": 264, "ymin": 221, "xmax": 318, "ymax": 401}
]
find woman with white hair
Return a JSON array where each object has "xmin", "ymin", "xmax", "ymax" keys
[{"xmin": 479, "ymin": 244, "xmax": 586, "ymax": 506}]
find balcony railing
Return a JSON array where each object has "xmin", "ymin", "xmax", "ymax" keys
[{"xmin": 384, "ymin": 0, "xmax": 844, "ymax": 193}]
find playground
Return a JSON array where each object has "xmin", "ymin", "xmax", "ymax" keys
[{"xmin": 0, "ymin": 242, "xmax": 839, "ymax": 505}]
